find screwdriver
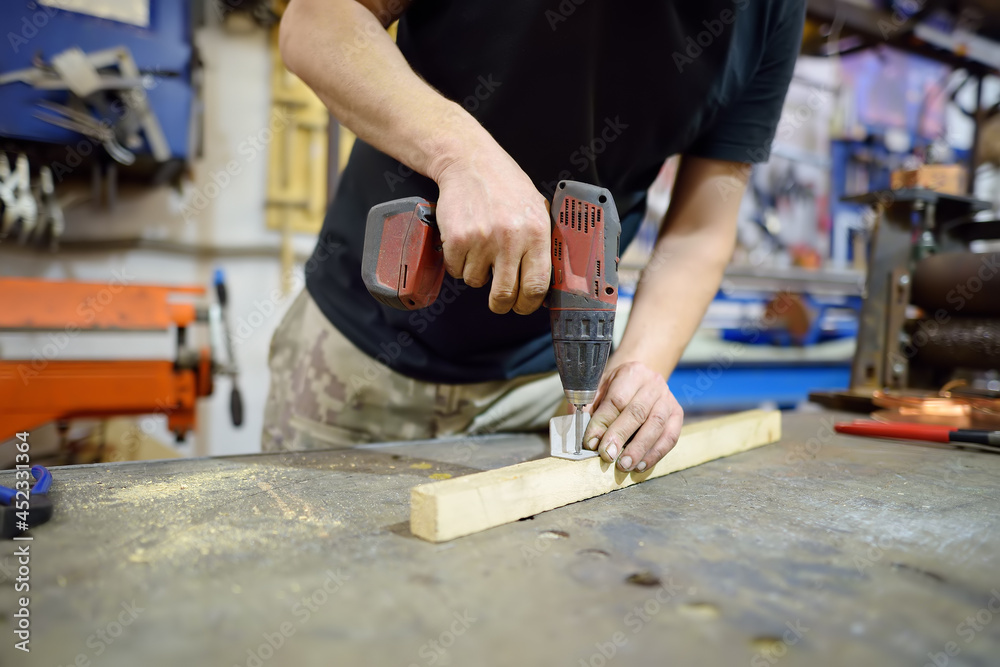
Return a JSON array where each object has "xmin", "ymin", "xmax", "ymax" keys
[{"xmin": 834, "ymin": 421, "xmax": 1000, "ymax": 450}]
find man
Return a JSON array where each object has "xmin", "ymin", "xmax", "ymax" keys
[{"xmin": 265, "ymin": 0, "xmax": 805, "ymax": 474}]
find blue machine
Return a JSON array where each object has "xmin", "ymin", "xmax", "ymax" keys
[
  {"xmin": 671, "ymin": 363, "xmax": 853, "ymax": 412},
  {"xmin": 0, "ymin": 1, "xmax": 195, "ymax": 160},
  {"xmin": 672, "ymin": 289, "xmax": 860, "ymax": 412}
]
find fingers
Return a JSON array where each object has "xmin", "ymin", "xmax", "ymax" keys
[
  {"xmin": 501, "ymin": 202, "xmax": 550, "ymax": 315},
  {"xmin": 439, "ymin": 208, "xmax": 489, "ymax": 285},
  {"xmin": 433, "ymin": 160, "xmax": 550, "ymax": 312},
  {"xmin": 440, "ymin": 210, "xmax": 548, "ymax": 314},
  {"xmin": 582, "ymin": 372, "xmax": 619, "ymax": 451},
  {"xmin": 584, "ymin": 373, "xmax": 639, "ymax": 460},
  {"xmin": 489, "ymin": 255, "xmax": 519, "ymax": 314},
  {"xmin": 620, "ymin": 400, "xmax": 683, "ymax": 471},
  {"xmin": 461, "ymin": 245, "xmax": 492, "ymax": 289},
  {"xmin": 513, "ymin": 241, "xmax": 551, "ymax": 315},
  {"xmin": 597, "ymin": 383, "xmax": 662, "ymax": 466},
  {"xmin": 439, "ymin": 200, "xmax": 474, "ymax": 281},
  {"xmin": 582, "ymin": 362, "xmax": 685, "ymax": 473},
  {"xmin": 615, "ymin": 396, "xmax": 671, "ymax": 471},
  {"xmin": 442, "ymin": 240, "xmax": 467, "ymax": 281},
  {"xmin": 637, "ymin": 406, "xmax": 684, "ymax": 472},
  {"xmin": 460, "ymin": 222, "xmax": 549, "ymax": 315}
]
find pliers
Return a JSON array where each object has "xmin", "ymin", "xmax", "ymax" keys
[
  {"xmin": 1, "ymin": 466, "xmax": 54, "ymax": 539},
  {"xmin": 34, "ymin": 100, "xmax": 136, "ymax": 165}
]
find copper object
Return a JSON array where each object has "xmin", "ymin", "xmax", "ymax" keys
[{"xmin": 871, "ymin": 387, "xmax": 1000, "ymax": 429}]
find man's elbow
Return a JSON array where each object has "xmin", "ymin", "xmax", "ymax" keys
[{"xmin": 278, "ymin": 1, "xmax": 309, "ymax": 77}]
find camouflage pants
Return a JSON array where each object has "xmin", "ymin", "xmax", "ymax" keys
[{"xmin": 262, "ymin": 291, "xmax": 565, "ymax": 451}]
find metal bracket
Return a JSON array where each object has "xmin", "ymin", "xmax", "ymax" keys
[
  {"xmin": 883, "ymin": 268, "xmax": 912, "ymax": 390},
  {"xmin": 549, "ymin": 412, "xmax": 598, "ymax": 461}
]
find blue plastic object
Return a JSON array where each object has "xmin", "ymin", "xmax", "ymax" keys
[
  {"xmin": 1, "ymin": 466, "xmax": 54, "ymax": 538},
  {"xmin": 0, "ymin": 466, "xmax": 52, "ymax": 505}
]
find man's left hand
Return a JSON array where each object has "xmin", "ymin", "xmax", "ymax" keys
[{"xmin": 582, "ymin": 361, "xmax": 683, "ymax": 472}]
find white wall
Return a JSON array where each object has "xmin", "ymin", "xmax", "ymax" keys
[{"xmin": 1, "ymin": 23, "xmax": 316, "ymax": 457}]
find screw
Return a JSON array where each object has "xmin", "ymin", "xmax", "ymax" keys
[
  {"xmin": 898, "ymin": 274, "xmax": 910, "ymax": 287},
  {"xmin": 893, "ymin": 363, "xmax": 905, "ymax": 375}
]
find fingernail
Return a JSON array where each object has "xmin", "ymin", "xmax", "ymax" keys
[
  {"xmin": 586, "ymin": 437, "xmax": 599, "ymax": 450},
  {"xmin": 620, "ymin": 456, "xmax": 632, "ymax": 470},
  {"xmin": 637, "ymin": 461, "xmax": 647, "ymax": 472},
  {"xmin": 606, "ymin": 444, "xmax": 617, "ymax": 459}
]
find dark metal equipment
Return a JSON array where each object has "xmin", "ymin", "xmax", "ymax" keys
[{"xmin": 813, "ymin": 189, "xmax": 1000, "ymax": 411}]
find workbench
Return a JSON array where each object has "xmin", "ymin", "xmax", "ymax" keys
[{"xmin": 2, "ymin": 411, "xmax": 998, "ymax": 666}]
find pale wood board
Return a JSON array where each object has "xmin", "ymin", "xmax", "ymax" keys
[{"xmin": 410, "ymin": 409, "xmax": 782, "ymax": 542}]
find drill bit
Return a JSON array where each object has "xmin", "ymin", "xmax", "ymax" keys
[{"xmin": 574, "ymin": 404, "xmax": 584, "ymax": 455}]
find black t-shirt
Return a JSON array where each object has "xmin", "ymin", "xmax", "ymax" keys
[{"xmin": 306, "ymin": 0, "xmax": 805, "ymax": 384}]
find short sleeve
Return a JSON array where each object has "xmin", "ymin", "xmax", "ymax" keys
[{"xmin": 686, "ymin": 0, "xmax": 806, "ymax": 164}]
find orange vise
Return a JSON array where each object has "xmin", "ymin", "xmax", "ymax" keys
[{"xmin": 0, "ymin": 275, "xmax": 242, "ymax": 443}]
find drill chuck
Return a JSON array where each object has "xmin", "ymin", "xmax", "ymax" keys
[{"xmin": 551, "ymin": 309, "xmax": 616, "ymax": 406}]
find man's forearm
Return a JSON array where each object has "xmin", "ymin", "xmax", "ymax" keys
[
  {"xmin": 612, "ymin": 156, "xmax": 746, "ymax": 378},
  {"xmin": 614, "ymin": 234, "xmax": 731, "ymax": 377},
  {"xmin": 283, "ymin": 0, "xmax": 554, "ymax": 315},
  {"xmin": 280, "ymin": 0, "xmax": 490, "ymax": 182}
]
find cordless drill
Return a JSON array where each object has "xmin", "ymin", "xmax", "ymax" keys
[{"xmin": 362, "ymin": 181, "xmax": 621, "ymax": 453}]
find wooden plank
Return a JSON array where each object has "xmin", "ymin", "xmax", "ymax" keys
[{"xmin": 410, "ymin": 409, "xmax": 782, "ymax": 542}]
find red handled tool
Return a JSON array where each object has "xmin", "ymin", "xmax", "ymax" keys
[
  {"xmin": 835, "ymin": 421, "xmax": 1000, "ymax": 449},
  {"xmin": 362, "ymin": 181, "xmax": 621, "ymax": 456}
]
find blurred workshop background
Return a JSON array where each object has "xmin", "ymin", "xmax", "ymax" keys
[{"xmin": 1, "ymin": 0, "xmax": 998, "ymax": 466}]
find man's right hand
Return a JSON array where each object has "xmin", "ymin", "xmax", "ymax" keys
[
  {"xmin": 281, "ymin": 0, "xmax": 551, "ymax": 316},
  {"xmin": 433, "ymin": 146, "xmax": 552, "ymax": 315}
]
